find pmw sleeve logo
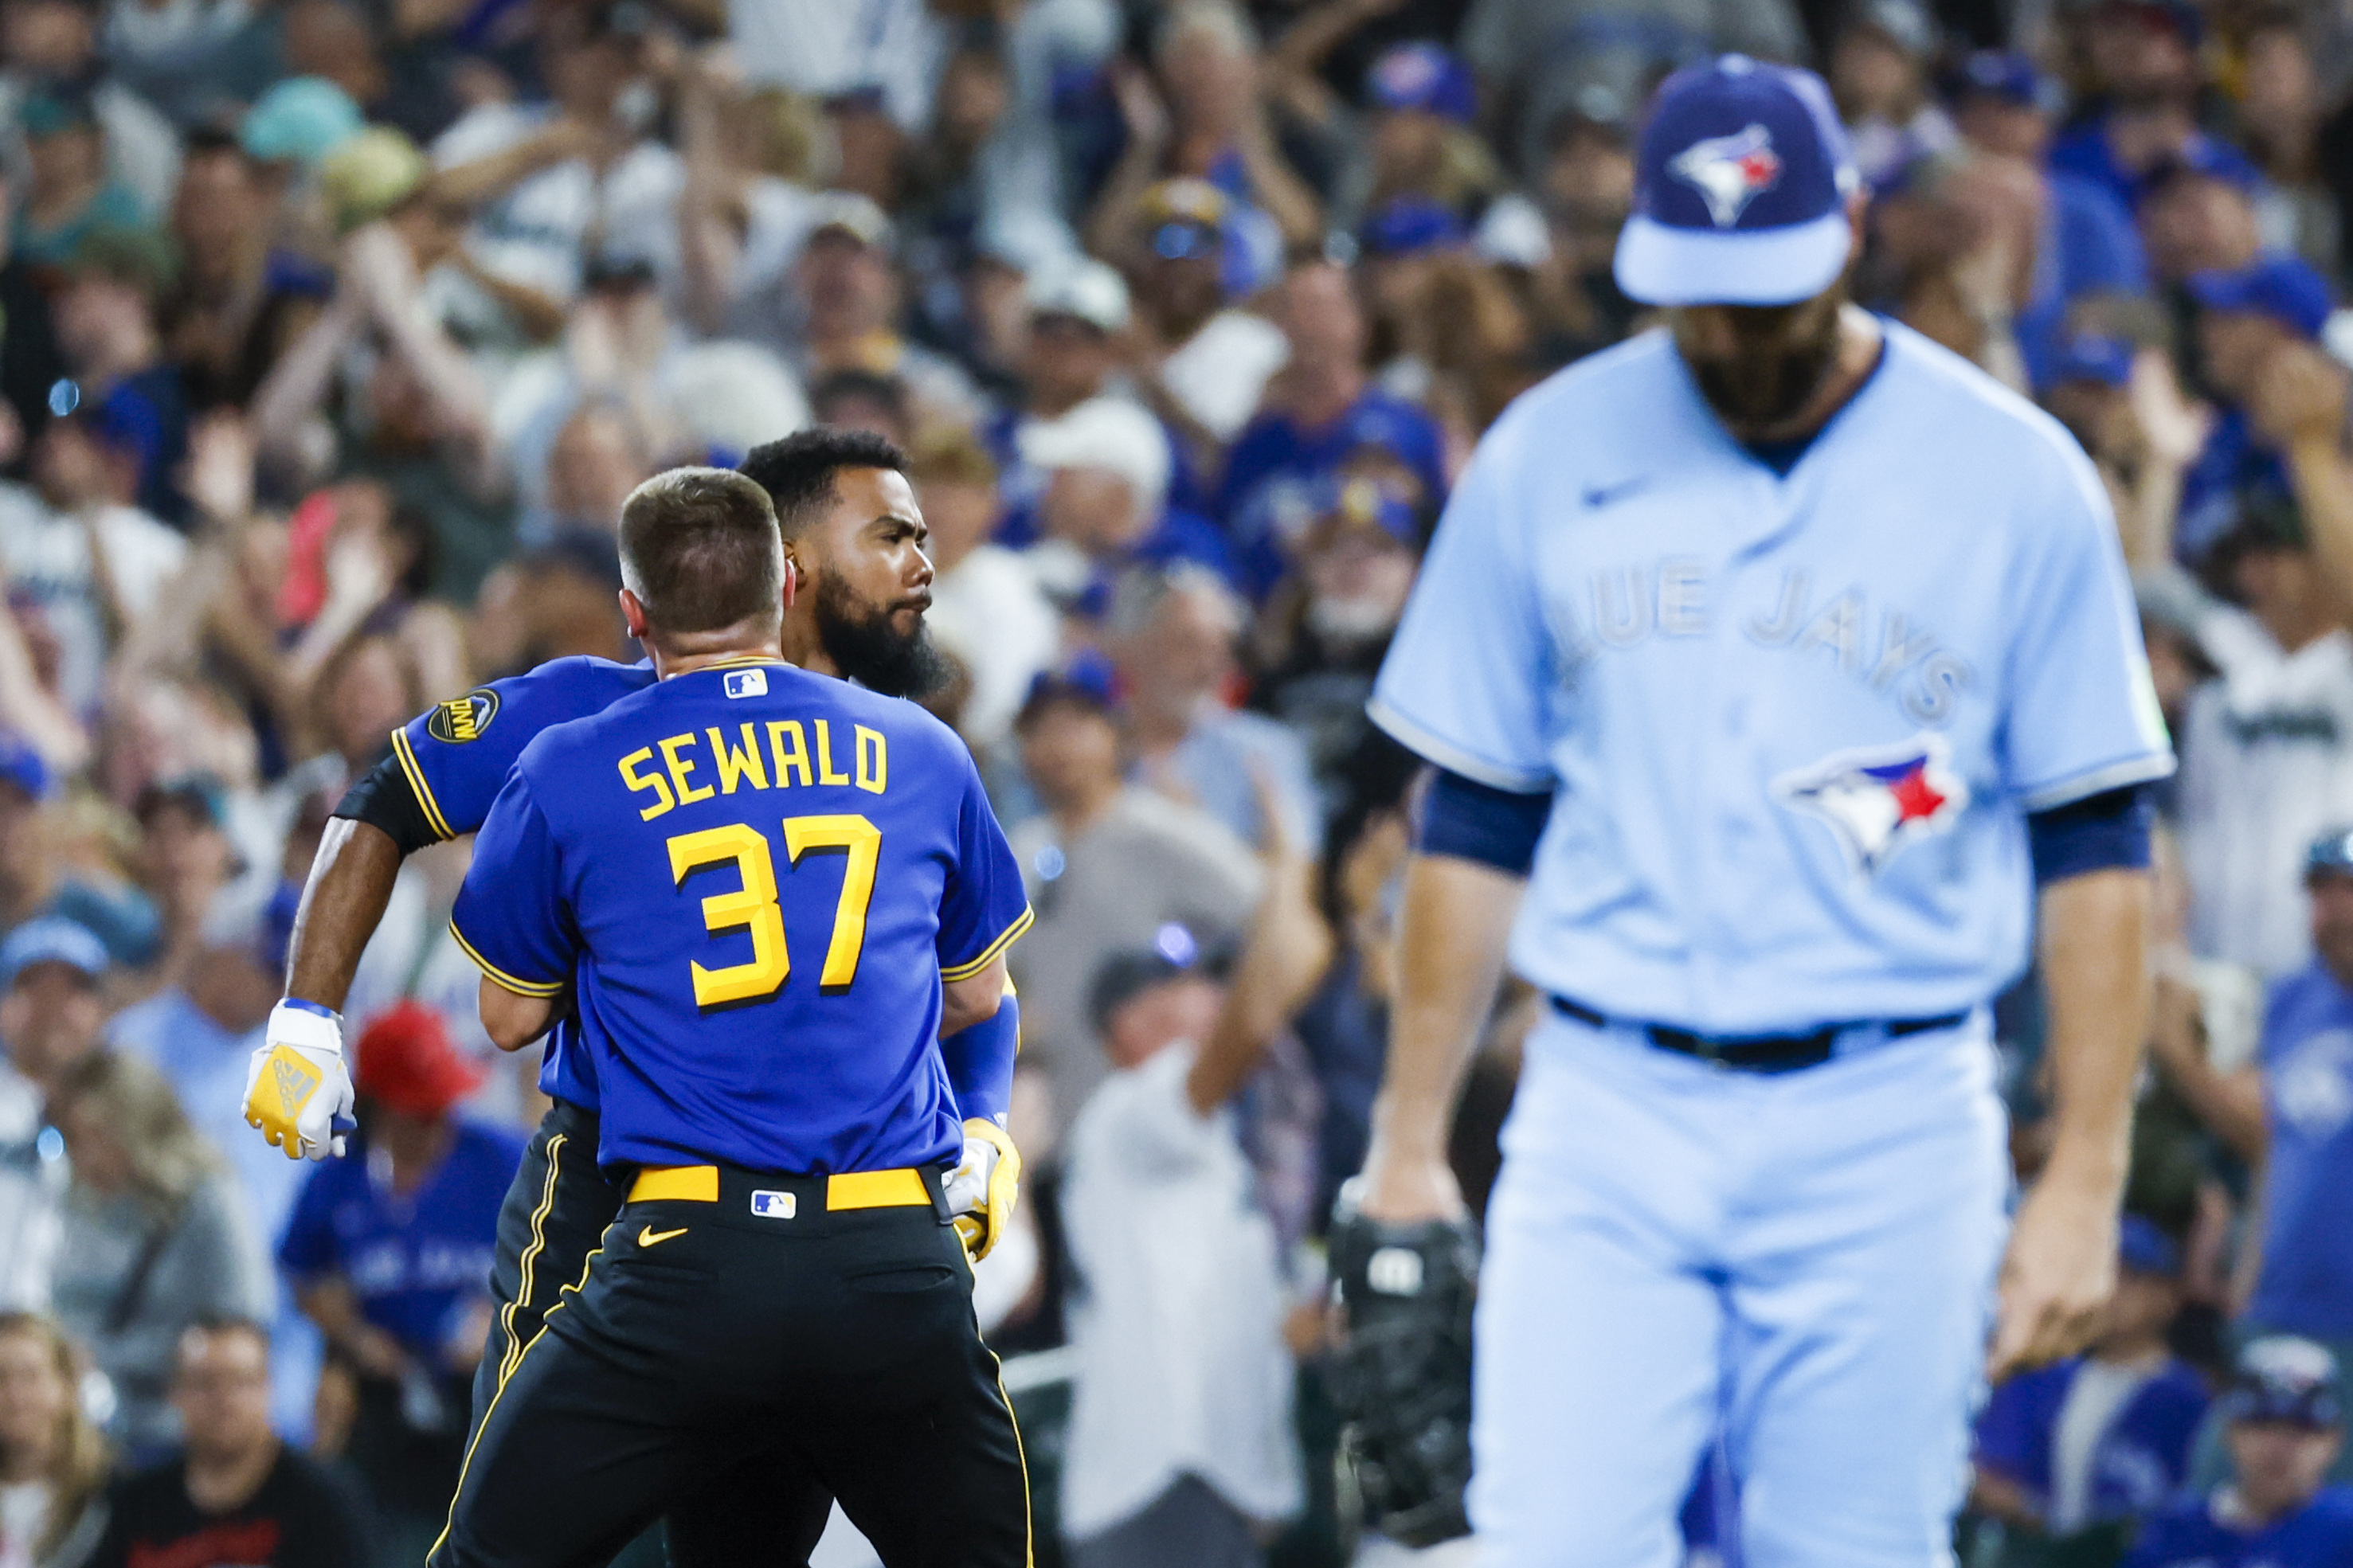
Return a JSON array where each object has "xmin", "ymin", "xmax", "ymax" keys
[{"xmin": 428, "ymin": 688, "xmax": 502, "ymax": 744}]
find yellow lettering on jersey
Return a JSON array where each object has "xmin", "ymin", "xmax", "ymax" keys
[
  {"xmin": 766, "ymin": 721, "xmax": 813, "ymax": 788},
  {"xmin": 814, "ymin": 720, "xmax": 851, "ymax": 786},
  {"xmin": 707, "ymin": 725, "xmax": 769, "ymax": 794},
  {"xmin": 660, "ymin": 733, "xmax": 715, "ymax": 807},
  {"xmin": 619, "ymin": 747, "xmax": 676, "ymax": 821},
  {"xmin": 854, "ymin": 726, "xmax": 887, "ymax": 796}
]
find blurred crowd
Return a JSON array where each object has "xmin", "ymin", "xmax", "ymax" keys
[{"xmin": 0, "ymin": 0, "xmax": 2343, "ymax": 1562}]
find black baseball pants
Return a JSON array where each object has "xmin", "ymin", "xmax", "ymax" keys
[
  {"xmin": 468, "ymin": 1103, "xmax": 836, "ymax": 1566},
  {"xmin": 435, "ymin": 1160, "xmax": 1031, "ymax": 1568}
]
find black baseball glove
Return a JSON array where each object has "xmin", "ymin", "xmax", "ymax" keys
[{"xmin": 1327, "ymin": 1206, "xmax": 1481, "ymax": 1549}]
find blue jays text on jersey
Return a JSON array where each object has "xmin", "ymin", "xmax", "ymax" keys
[
  {"xmin": 390, "ymin": 655, "xmax": 657, "ymax": 1111},
  {"xmin": 449, "ymin": 658, "xmax": 1032, "ymax": 1176},
  {"xmin": 1368, "ymin": 321, "xmax": 2175, "ymax": 1033}
]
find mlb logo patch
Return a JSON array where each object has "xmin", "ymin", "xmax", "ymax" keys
[
  {"xmin": 1669, "ymin": 123, "xmax": 1783, "ymax": 228},
  {"xmin": 723, "ymin": 668, "xmax": 769, "ymax": 699},
  {"xmin": 1773, "ymin": 733, "xmax": 1969, "ymax": 874},
  {"xmin": 750, "ymin": 1190, "xmax": 797, "ymax": 1219}
]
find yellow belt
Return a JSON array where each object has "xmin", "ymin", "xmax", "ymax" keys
[{"xmin": 625, "ymin": 1163, "xmax": 930, "ymax": 1211}]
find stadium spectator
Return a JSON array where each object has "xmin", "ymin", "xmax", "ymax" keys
[
  {"xmin": 45, "ymin": 1050, "xmax": 271, "ymax": 1461},
  {"xmin": 1971, "ymin": 1216, "xmax": 2210, "ymax": 1547},
  {"xmin": 1110, "ymin": 564, "xmax": 1319, "ymax": 850},
  {"xmin": 49, "ymin": 227, "xmax": 188, "ymax": 530},
  {"xmin": 1, "ymin": 917, "xmax": 108, "ymax": 1100},
  {"xmin": 278, "ymin": 1003, "xmax": 519, "ymax": 1566},
  {"xmin": 2122, "ymin": 1338, "xmax": 2353, "ymax": 1568},
  {"xmin": 1217, "ymin": 259, "xmax": 1445, "ymax": 600},
  {"xmin": 1006, "ymin": 669, "xmax": 1261, "ymax": 1135},
  {"xmin": 2237, "ymin": 831, "xmax": 2353, "ymax": 1431},
  {"xmin": 2176, "ymin": 255, "xmax": 2345, "ymax": 567},
  {"xmin": 162, "ymin": 130, "xmax": 325, "ymax": 415},
  {"xmin": 985, "ymin": 257, "xmax": 1137, "ymax": 545},
  {"xmin": 2175, "ymin": 489, "xmax": 2353, "ymax": 978},
  {"xmin": 1120, "ymin": 178, "xmax": 1290, "ymax": 451},
  {"xmin": 910, "ymin": 432, "xmax": 1059, "ymax": 762},
  {"xmin": 86, "ymin": 1318, "xmax": 369, "ymax": 1568},
  {"xmin": 2049, "ymin": 0, "xmax": 2235, "ymax": 211},
  {"xmin": 0, "ymin": 1312, "xmax": 109, "ymax": 1568},
  {"xmin": 1059, "ymin": 781, "xmax": 1329, "ymax": 1567}
]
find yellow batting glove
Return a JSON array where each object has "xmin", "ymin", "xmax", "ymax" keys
[
  {"xmin": 243, "ymin": 1000, "xmax": 355, "ymax": 1161},
  {"xmin": 944, "ymin": 1118, "xmax": 1021, "ymax": 1261}
]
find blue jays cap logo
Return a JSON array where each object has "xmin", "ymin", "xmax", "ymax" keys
[
  {"xmin": 1773, "ymin": 733, "xmax": 1968, "ymax": 874},
  {"xmin": 1670, "ymin": 123, "xmax": 1783, "ymax": 228}
]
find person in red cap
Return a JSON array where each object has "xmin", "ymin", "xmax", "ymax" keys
[{"xmin": 279, "ymin": 1001, "xmax": 523, "ymax": 1568}]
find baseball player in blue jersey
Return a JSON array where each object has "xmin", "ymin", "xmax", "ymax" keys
[
  {"xmin": 241, "ymin": 428, "xmax": 1020, "ymax": 1564},
  {"xmin": 1349, "ymin": 58, "xmax": 2174, "ymax": 1566},
  {"xmin": 437, "ymin": 467, "xmax": 1032, "ymax": 1567}
]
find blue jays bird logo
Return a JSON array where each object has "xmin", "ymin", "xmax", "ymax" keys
[
  {"xmin": 1670, "ymin": 124, "xmax": 1783, "ymax": 228},
  {"xmin": 1773, "ymin": 734, "xmax": 1968, "ymax": 874}
]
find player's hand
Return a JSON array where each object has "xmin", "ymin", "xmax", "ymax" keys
[
  {"xmin": 1987, "ymin": 1163, "xmax": 2120, "ymax": 1381},
  {"xmin": 1354, "ymin": 1137, "xmax": 1466, "ymax": 1226},
  {"xmin": 945, "ymin": 1118, "xmax": 1020, "ymax": 1261},
  {"xmin": 244, "ymin": 1000, "xmax": 355, "ymax": 1161}
]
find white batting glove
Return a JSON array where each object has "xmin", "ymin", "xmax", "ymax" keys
[
  {"xmin": 243, "ymin": 1000, "xmax": 355, "ymax": 1160},
  {"xmin": 943, "ymin": 1119, "xmax": 1020, "ymax": 1261}
]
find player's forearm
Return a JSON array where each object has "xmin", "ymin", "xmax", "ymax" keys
[
  {"xmin": 2034, "ymin": 867, "xmax": 2153, "ymax": 1190},
  {"xmin": 1367, "ymin": 852, "xmax": 1525, "ymax": 1163},
  {"xmin": 941, "ymin": 989, "xmax": 1018, "ymax": 1127},
  {"xmin": 284, "ymin": 819, "xmax": 405, "ymax": 1011}
]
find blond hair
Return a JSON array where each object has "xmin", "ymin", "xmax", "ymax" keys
[
  {"xmin": 0, "ymin": 1313, "xmax": 110, "ymax": 1559},
  {"xmin": 51, "ymin": 1051, "xmax": 221, "ymax": 1218}
]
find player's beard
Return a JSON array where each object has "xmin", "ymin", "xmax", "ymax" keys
[
  {"xmin": 1685, "ymin": 303, "xmax": 1846, "ymax": 432},
  {"xmin": 813, "ymin": 573, "xmax": 951, "ymax": 698}
]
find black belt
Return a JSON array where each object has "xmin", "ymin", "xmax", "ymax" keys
[{"xmin": 1548, "ymin": 995, "xmax": 1969, "ymax": 1074}]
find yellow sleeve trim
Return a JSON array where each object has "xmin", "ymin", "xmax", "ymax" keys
[
  {"xmin": 448, "ymin": 919, "xmax": 567, "ymax": 997},
  {"xmin": 390, "ymin": 728, "xmax": 457, "ymax": 842},
  {"xmin": 941, "ymin": 905, "xmax": 1034, "ymax": 983}
]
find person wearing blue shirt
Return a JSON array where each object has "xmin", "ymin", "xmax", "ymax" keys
[
  {"xmin": 2124, "ymin": 1338, "xmax": 2353, "ymax": 1568},
  {"xmin": 2175, "ymin": 253, "xmax": 2338, "ymax": 564},
  {"xmin": 280, "ymin": 1001, "xmax": 523, "ymax": 1568},
  {"xmin": 2241, "ymin": 827, "xmax": 2353, "ymax": 1488},
  {"xmin": 1973, "ymin": 1216, "xmax": 2212, "ymax": 1545},
  {"xmin": 435, "ymin": 467, "xmax": 1033, "ymax": 1568},
  {"xmin": 1216, "ymin": 259, "xmax": 1447, "ymax": 600}
]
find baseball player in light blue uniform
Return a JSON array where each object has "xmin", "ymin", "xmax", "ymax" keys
[{"xmin": 1353, "ymin": 58, "xmax": 2175, "ymax": 1567}]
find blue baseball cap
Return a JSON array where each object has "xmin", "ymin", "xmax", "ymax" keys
[
  {"xmin": 2118, "ymin": 1214, "xmax": 2182, "ymax": 1277},
  {"xmin": 1951, "ymin": 49, "xmax": 2046, "ymax": 108},
  {"xmin": 1614, "ymin": 56, "xmax": 1862, "ymax": 307},
  {"xmin": 0, "ymin": 733, "xmax": 50, "ymax": 802},
  {"xmin": 1366, "ymin": 42, "xmax": 1476, "ymax": 123},
  {"xmin": 2051, "ymin": 334, "xmax": 2136, "ymax": 389},
  {"xmin": 1360, "ymin": 196, "xmax": 1466, "ymax": 258},
  {"xmin": 2305, "ymin": 824, "xmax": 2353, "ymax": 880},
  {"xmin": 2221, "ymin": 1336, "xmax": 2341, "ymax": 1428},
  {"xmin": 0, "ymin": 917, "xmax": 108, "ymax": 991},
  {"xmin": 2144, "ymin": 136, "xmax": 2263, "ymax": 201},
  {"xmin": 2187, "ymin": 253, "xmax": 2335, "ymax": 341}
]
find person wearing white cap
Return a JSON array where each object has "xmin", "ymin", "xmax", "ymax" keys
[
  {"xmin": 986, "ymin": 258, "xmax": 1158, "ymax": 546},
  {"xmin": 1348, "ymin": 53, "xmax": 2172, "ymax": 1566},
  {"xmin": 1017, "ymin": 393, "xmax": 1177, "ymax": 585}
]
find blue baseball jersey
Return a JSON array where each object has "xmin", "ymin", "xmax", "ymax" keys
[
  {"xmin": 1369, "ymin": 322, "xmax": 2175, "ymax": 1031},
  {"xmin": 1974, "ymin": 1355, "xmax": 2210, "ymax": 1528},
  {"xmin": 2121, "ymin": 1486, "xmax": 2353, "ymax": 1568},
  {"xmin": 451, "ymin": 658, "xmax": 1032, "ymax": 1175},
  {"xmin": 2249, "ymin": 961, "xmax": 2353, "ymax": 1337},
  {"xmin": 278, "ymin": 1116, "xmax": 526, "ymax": 1358},
  {"xmin": 391, "ymin": 655, "xmax": 656, "ymax": 1111}
]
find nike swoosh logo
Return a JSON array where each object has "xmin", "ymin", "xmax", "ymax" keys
[
  {"xmin": 1582, "ymin": 476, "xmax": 1650, "ymax": 508},
  {"xmin": 637, "ymin": 1226, "xmax": 688, "ymax": 1247}
]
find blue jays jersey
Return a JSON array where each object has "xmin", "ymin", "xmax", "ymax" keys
[
  {"xmin": 1369, "ymin": 323, "xmax": 2175, "ymax": 1032},
  {"xmin": 450, "ymin": 659, "xmax": 1032, "ymax": 1175},
  {"xmin": 390, "ymin": 655, "xmax": 657, "ymax": 1110}
]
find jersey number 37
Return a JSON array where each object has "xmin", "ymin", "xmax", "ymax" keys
[{"xmin": 667, "ymin": 815, "xmax": 879, "ymax": 1007}]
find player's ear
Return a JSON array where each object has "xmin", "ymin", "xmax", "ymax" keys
[
  {"xmin": 781, "ymin": 554, "xmax": 798, "ymax": 611},
  {"xmin": 618, "ymin": 588, "xmax": 651, "ymax": 642}
]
